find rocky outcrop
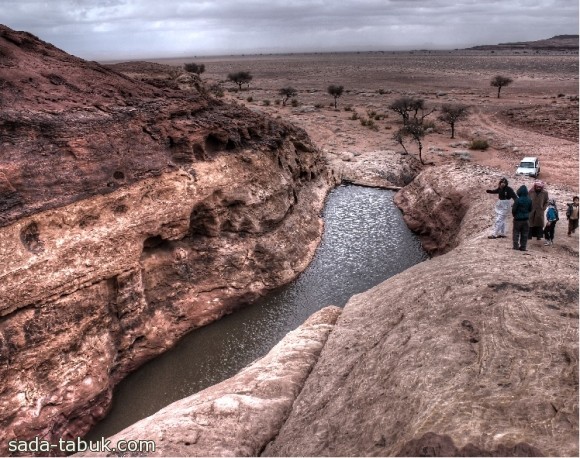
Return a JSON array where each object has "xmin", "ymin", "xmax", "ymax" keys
[
  {"xmin": 80, "ymin": 306, "xmax": 341, "ymax": 457},
  {"xmin": 264, "ymin": 164, "xmax": 579, "ymax": 456},
  {"xmin": 324, "ymin": 149, "xmax": 421, "ymax": 189},
  {"xmin": 393, "ymin": 163, "xmax": 477, "ymax": 255},
  {"xmin": 0, "ymin": 25, "xmax": 334, "ymax": 452}
]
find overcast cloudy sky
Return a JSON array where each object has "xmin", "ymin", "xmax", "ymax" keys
[{"xmin": 1, "ymin": 0, "xmax": 578, "ymax": 60}]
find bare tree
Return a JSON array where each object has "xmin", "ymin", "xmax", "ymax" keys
[
  {"xmin": 184, "ymin": 63, "xmax": 205, "ymax": 75},
  {"xmin": 490, "ymin": 75, "xmax": 513, "ymax": 98},
  {"xmin": 389, "ymin": 97, "xmax": 434, "ymax": 125},
  {"xmin": 327, "ymin": 85, "xmax": 344, "ymax": 109},
  {"xmin": 394, "ymin": 119, "xmax": 428, "ymax": 165},
  {"xmin": 438, "ymin": 104, "xmax": 470, "ymax": 138},
  {"xmin": 227, "ymin": 71, "xmax": 253, "ymax": 89},
  {"xmin": 279, "ymin": 87, "xmax": 297, "ymax": 106}
]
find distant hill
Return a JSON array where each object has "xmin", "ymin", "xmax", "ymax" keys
[{"xmin": 468, "ymin": 35, "xmax": 578, "ymax": 51}]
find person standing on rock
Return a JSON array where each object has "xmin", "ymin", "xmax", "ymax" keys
[
  {"xmin": 512, "ymin": 185, "xmax": 532, "ymax": 251},
  {"xmin": 566, "ymin": 196, "xmax": 579, "ymax": 236},
  {"xmin": 543, "ymin": 199, "xmax": 559, "ymax": 246},
  {"xmin": 528, "ymin": 180, "xmax": 549, "ymax": 241},
  {"xmin": 486, "ymin": 177, "xmax": 517, "ymax": 239}
]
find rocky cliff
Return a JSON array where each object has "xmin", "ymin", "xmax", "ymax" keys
[{"xmin": 0, "ymin": 25, "xmax": 334, "ymax": 451}]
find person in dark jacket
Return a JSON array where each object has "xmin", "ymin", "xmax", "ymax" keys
[
  {"xmin": 512, "ymin": 185, "xmax": 533, "ymax": 251},
  {"xmin": 486, "ymin": 177, "xmax": 517, "ymax": 239}
]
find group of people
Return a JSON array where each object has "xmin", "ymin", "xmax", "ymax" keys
[{"xmin": 486, "ymin": 178, "xmax": 579, "ymax": 251}]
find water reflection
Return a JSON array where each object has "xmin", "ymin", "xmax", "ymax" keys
[{"xmin": 87, "ymin": 185, "xmax": 427, "ymax": 439}]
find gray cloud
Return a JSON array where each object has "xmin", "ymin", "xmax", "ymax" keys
[{"xmin": 1, "ymin": 0, "xmax": 577, "ymax": 59}]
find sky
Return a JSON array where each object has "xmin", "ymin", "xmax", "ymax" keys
[{"xmin": 1, "ymin": 0, "xmax": 578, "ymax": 60}]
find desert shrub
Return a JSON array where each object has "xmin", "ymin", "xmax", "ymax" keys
[
  {"xmin": 209, "ymin": 84, "xmax": 224, "ymax": 97},
  {"xmin": 344, "ymin": 105, "xmax": 353, "ymax": 111},
  {"xmin": 349, "ymin": 111, "xmax": 359, "ymax": 120},
  {"xmin": 423, "ymin": 120, "xmax": 437, "ymax": 130},
  {"xmin": 184, "ymin": 63, "xmax": 205, "ymax": 75},
  {"xmin": 314, "ymin": 103, "xmax": 324, "ymax": 109},
  {"xmin": 367, "ymin": 110, "xmax": 377, "ymax": 118},
  {"xmin": 291, "ymin": 98, "xmax": 299, "ymax": 107},
  {"xmin": 377, "ymin": 89, "xmax": 386, "ymax": 95},
  {"xmin": 469, "ymin": 139, "xmax": 489, "ymax": 150},
  {"xmin": 360, "ymin": 118, "xmax": 378, "ymax": 130},
  {"xmin": 275, "ymin": 99, "xmax": 281, "ymax": 105},
  {"xmin": 227, "ymin": 87, "xmax": 239, "ymax": 93},
  {"xmin": 247, "ymin": 96, "xmax": 253, "ymax": 102},
  {"xmin": 263, "ymin": 99, "xmax": 271, "ymax": 106},
  {"xmin": 384, "ymin": 125, "xmax": 392, "ymax": 130}
]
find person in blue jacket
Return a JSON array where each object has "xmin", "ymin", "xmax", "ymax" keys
[
  {"xmin": 543, "ymin": 199, "xmax": 559, "ymax": 246},
  {"xmin": 512, "ymin": 185, "xmax": 532, "ymax": 251}
]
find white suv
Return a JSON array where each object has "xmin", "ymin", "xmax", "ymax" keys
[{"xmin": 516, "ymin": 157, "xmax": 540, "ymax": 178}]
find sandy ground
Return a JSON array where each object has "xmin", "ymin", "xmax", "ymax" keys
[{"xmin": 146, "ymin": 51, "xmax": 577, "ymax": 191}]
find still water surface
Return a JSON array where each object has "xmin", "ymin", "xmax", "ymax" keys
[{"xmin": 87, "ymin": 185, "xmax": 427, "ymax": 439}]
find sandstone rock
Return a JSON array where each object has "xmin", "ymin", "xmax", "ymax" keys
[
  {"xmin": 326, "ymin": 150, "xmax": 421, "ymax": 189},
  {"xmin": 0, "ymin": 25, "xmax": 334, "ymax": 451},
  {"xmin": 265, "ymin": 165, "xmax": 579, "ymax": 457},
  {"xmin": 80, "ymin": 306, "xmax": 341, "ymax": 457}
]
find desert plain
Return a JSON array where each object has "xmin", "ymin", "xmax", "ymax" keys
[{"xmin": 113, "ymin": 49, "xmax": 579, "ymax": 190}]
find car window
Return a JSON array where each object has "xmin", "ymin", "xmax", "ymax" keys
[{"xmin": 520, "ymin": 162, "xmax": 534, "ymax": 168}]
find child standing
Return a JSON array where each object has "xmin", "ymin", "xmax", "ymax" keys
[
  {"xmin": 512, "ymin": 185, "xmax": 532, "ymax": 251},
  {"xmin": 544, "ymin": 199, "xmax": 559, "ymax": 246},
  {"xmin": 566, "ymin": 196, "xmax": 579, "ymax": 236}
]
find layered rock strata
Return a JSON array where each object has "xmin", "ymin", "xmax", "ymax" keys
[
  {"xmin": 81, "ymin": 306, "xmax": 341, "ymax": 457},
  {"xmin": 0, "ymin": 25, "xmax": 334, "ymax": 451}
]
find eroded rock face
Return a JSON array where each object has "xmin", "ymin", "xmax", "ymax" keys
[
  {"xmin": 393, "ymin": 163, "xmax": 474, "ymax": 255},
  {"xmin": 80, "ymin": 306, "xmax": 342, "ymax": 457},
  {"xmin": 324, "ymin": 149, "xmax": 421, "ymax": 189},
  {"xmin": 0, "ymin": 25, "xmax": 334, "ymax": 452},
  {"xmin": 264, "ymin": 164, "xmax": 579, "ymax": 457}
]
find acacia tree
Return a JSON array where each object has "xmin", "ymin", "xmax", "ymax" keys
[
  {"xmin": 279, "ymin": 87, "xmax": 297, "ymax": 106},
  {"xmin": 490, "ymin": 75, "xmax": 513, "ymax": 98},
  {"xmin": 438, "ymin": 104, "xmax": 470, "ymax": 139},
  {"xmin": 327, "ymin": 85, "xmax": 344, "ymax": 109},
  {"xmin": 389, "ymin": 97, "xmax": 434, "ymax": 125},
  {"xmin": 184, "ymin": 62, "xmax": 205, "ymax": 75},
  {"xmin": 227, "ymin": 71, "xmax": 253, "ymax": 89},
  {"xmin": 394, "ymin": 119, "xmax": 428, "ymax": 165}
]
